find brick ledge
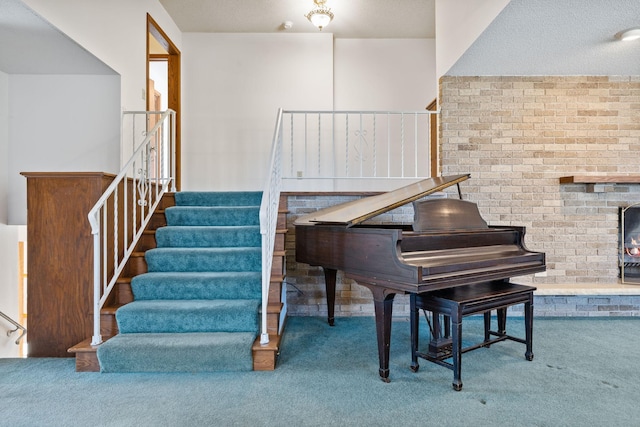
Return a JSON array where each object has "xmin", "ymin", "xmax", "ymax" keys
[{"xmin": 534, "ymin": 283, "xmax": 640, "ymax": 296}]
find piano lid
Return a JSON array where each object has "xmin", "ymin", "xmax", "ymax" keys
[{"xmin": 294, "ymin": 174, "xmax": 470, "ymax": 227}]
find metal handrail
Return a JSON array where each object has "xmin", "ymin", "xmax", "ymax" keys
[
  {"xmin": 0, "ymin": 310, "xmax": 26, "ymax": 345},
  {"xmin": 258, "ymin": 108, "xmax": 284, "ymax": 345},
  {"xmin": 89, "ymin": 109, "xmax": 176, "ymax": 346}
]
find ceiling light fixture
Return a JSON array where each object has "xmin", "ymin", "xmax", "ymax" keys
[
  {"xmin": 305, "ymin": 0, "xmax": 334, "ymax": 31},
  {"xmin": 616, "ymin": 28, "xmax": 640, "ymax": 41}
]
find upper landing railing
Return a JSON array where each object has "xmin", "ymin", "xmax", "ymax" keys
[{"xmin": 279, "ymin": 110, "xmax": 437, "ymax": 191}]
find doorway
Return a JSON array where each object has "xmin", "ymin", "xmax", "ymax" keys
[{"xmin": 147, "ymin": 14, "xmax": 181, "ymax": 190}]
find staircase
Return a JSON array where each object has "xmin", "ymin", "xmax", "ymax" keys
[{"xmin": 69, "ymin": 191, "xmax": 287, "ymax": 372}]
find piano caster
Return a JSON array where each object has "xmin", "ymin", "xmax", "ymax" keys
[
  {"xmin": 409, "ymin": 363, "xmax": 419, "ymax": 373},
  {"xmin": 328, "ymin": 317, "xmax": 335, "ymax": 327},
  {"xmin": 452, "ymin": 381, "xmax": 463, "ymax": 391},
  {"xmin": 526, "ymin": 352, "xmax": 534, "ymax": 361},
  {"xmin": 379, "ymin": 369, "xmax": 391, "ymax": 383}
]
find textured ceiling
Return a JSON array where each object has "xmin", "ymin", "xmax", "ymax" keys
[
  {"xmin": 2, "ymin": 0, "xmax": 639, "ymax": 76},
  {"xmin": 449, "ymin": 0, "xmax": 640, "ymax": 76},
  {"xmin": 158, "ymin": 0, "xmax": 436, "ymax": 39}
]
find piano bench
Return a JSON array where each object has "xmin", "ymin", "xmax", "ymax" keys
[{"xmin": 409, "ymin": 281, "xmax": 536, "ymax": 391}]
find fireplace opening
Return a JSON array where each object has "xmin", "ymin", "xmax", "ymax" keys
[{"xmin": 620, "ymin": 204, "xmax": 640, "ymax": 283}]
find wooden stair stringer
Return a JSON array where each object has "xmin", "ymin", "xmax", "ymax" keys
[{"xmin": 252, "ymin": 195, "xmax": 289, "ymax": 370}]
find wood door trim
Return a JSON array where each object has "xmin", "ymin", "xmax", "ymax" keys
[{"xmin": 147, "ymin": 14, "xmax": 182, "ymax": 190}]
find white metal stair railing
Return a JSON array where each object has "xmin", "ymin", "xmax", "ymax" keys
[
  {"xmin": 89, "ymin": 109, "xmax": 176, "ymax": 346},
  {"xmin": 259, "ymin": 108, "xmax": 284, "ymax": 345},
  {"xmin": 0, "ymin": 310, "xmax": 27, "ymax": 345},
  {"xmin": 280, "ymin": 110, "xmax": 436, "ymax": 190},
  {"xmin": 258, "ymin": 109, "xmax": 437, "ymax": 344}
]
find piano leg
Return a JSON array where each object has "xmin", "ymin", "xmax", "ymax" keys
[
  {"xmin": 525, "ymin": 295, "xmax": 534, "ymax": 361},
  {"xmin": 322, "ymin": 268, "xmax": 337, "ymax": 326},
  {"xmin": 361, "ymin": 285, "xmax": 396, "ymax": 382},
  {"xmin": 497, "ymin": 307, "xmax": 507, "ymax": 335},
  {"xmin": 410, "ymin": 294, "xmax": 420, "ymax": 372},
  {"xmin": 451, "ymin": 310, "xmax": 463, "ymax": 391}
]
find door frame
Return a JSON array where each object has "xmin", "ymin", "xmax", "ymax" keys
[{"xmin": 147, "ymin": 14, "xmax": 182, "ymax": 190}]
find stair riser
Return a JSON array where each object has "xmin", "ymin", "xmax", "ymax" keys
[
  {"xmin": 155, "ymin": 226, "xmax": 261, "ymax": 248},
  {"xmin": 147, "ymin": 212, "xmax": 167, "ymax": 230},
  {"xmin": 115, "ymin": 281, "xmax": 133, "ymax": 305},
  {"xmin": 135, "ymin": 232, "xmax": 158, "ymax": 252},
  {"xmin": 100, "ymin": 312, "xmax": 118, "ymax": 337},
  {"xmin": 165, "ymin": 206, "xmax": 260, "ymax": 226},
  {"xmin": 124, "ymin": 255, "xmax": 147, "ymax": 277},
  {"xmin": 116, "ymin": 300, "xmax": 260, "ymax": 334},
  {"xmin": 175, "ymin": 191, "xmax": 262, "ymax": 207},
  {"xmin": 271, "ymin": 255, "xmax": 284, "ymax": 276},
  {"xmin": 97, "ymin": 332, "xmax": 256, "ymax": 373},
  {"xmin": 131, "ymin": 276, "xmax": 261, "ymax": 300},
  {"xmin": 145, "ymin": 249, "xmax": 261, "ymax": 273}
]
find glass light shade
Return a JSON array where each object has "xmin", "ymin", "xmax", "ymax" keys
[{"xmin": 308, "ymin": 11, "xmax": 332, "ymax": 30}]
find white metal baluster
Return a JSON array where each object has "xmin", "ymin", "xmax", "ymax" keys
[
  {"xmin": 359, "ymin": 113, "xmax": 363, "ymax": 177},
  {"xmin": 304, "ymin": 113, "xmax": 308, "ymax": 177},
  {"xmin": 113, "ymin": 190, "xmax": 119, "ymax": 285},
  {"xmin": 90, "ymin": 209, "xmax": 102, "ymax": 346},
  {"xmin": 414, "ymin": 112, "xmax": 419, "ymax": 177},
  {"xmin": 289, "ymin": 113, "xmax": 294, "ymax": 178},
  {"xmin": 317, "ymin": 113, "xmax": 321, "ymax": 177},
  {"xmin": 401, "ymin": 112, "xmax": 405, "ymax": 177},
  {"xmin": 373, "ymin": 114, "xmax": 377, "ymax": 177},
  {"xmin": 387, "ymin": 113, "xmax": 391, "ymax": 177},
  {"xmin": 332, "ymin": 112, "xmax": 336, "ymax": 177},
  {"xmin": 345, "ymin": 114, "xmax": 349, "ymax": 177}
]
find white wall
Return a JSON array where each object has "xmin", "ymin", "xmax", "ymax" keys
[
  {"xmin": 7, "ymin": 74, "xmax": 121, "ymax": 225},
  {"xmin": 181, "ymin": 35, "xmax": 436, "ymax": 191},
  {"xmin": 0, "ymin": 70, "xmax": 20, "ymax": 358},
  {"xmin": 22, "ymin": 0, "xmax": 181, "ymax": 112},
  {"xmin": 181, "ymin": 33, "xmax": 334, "ymax": 191},
  {"xmin": 0, "ymin": 70, "xmax": 7, "ymax": 224},
  {"xmin": 334, "ymin": 39, "xmax": 436, "ymax": 110}
]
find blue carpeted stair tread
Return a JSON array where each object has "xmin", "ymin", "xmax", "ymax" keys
[
  {"xmin": 145, "ymin": 247, "xmax": 262, "ymax": 272},
  {"xmin": 175, "ymin": 191, "xmax": 262, "ymax": 207},
  {"xmin": 131, "ymin": 271, "xmax": 262, "ymax": 300},
  {"xmin": 165, "ymin": 206, "xmax": 260, "ymax": 226},
  {"xmin": 96, "ymin": 332, "xmax": 256, "ymax": 373},
  {"xmin": 155, "ymin": 225, "xmax": 261, "ymax": 248},
  {"xmin": 116, "ymin": 299, "xmax": 261, "ymax": 334}
]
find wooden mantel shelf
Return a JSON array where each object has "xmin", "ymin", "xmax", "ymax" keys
[{"xmin": 559, "ymin": 175, "xmax": 640, "ymax": 184}]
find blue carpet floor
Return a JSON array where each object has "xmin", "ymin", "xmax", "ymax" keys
[{"xmin": 1, "ymin": 315, "xmax": 639, "ymax": 426}]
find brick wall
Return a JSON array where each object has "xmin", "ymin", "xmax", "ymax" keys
[
  {"xmin": 439, "ymin": 76, "xmax": 640, "ymax": 286},
  {"xmin": 284, "ymin": 76, "xmax": 640, "ymax": 318}
]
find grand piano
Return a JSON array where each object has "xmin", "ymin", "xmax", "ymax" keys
[{"xmin": 294, "ymin": 174, "xmax": 546, "ymax": 381}]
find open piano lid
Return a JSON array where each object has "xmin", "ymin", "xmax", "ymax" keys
[{"xmin": 294, "ymin": 174, "xmax": 470, "ymax": 227}]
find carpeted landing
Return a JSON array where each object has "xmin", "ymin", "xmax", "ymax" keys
[
  {"xmin": 2, "ymin": 316, "xmax": 640, "ymax": 427},
  {"xmin": 96, "ymin": 191, "xmax": 263, "ymax": 373}
]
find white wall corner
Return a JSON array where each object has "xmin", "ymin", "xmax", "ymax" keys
[{"xmin": 435, "ymin": 0, "xmax": 510, "ymax": 78}]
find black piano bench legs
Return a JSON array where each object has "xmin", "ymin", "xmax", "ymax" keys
[{"xmin": 409, "ymin": 282, "xmax": 536, "ymax": 391}]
